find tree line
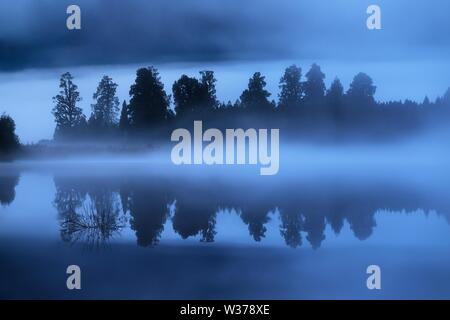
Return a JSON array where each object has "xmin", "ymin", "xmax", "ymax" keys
[
  {"xmin": 51, "ymin": 63, "xmax": 450, "ymax": 141},
  {"xmin": 2, "ymin": 63, "xmax": 450, "ymax": 151}
]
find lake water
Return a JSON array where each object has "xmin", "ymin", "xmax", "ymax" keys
[{"xmin": 1, "ymin": 150, "xmax": 450, "ymax": 299}]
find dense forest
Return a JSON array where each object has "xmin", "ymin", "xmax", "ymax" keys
[{"xmin": 1, "ymin": 63, "xmax": 450, "ymax": 157}]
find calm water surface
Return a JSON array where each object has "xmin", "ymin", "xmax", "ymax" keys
[{"xmin": 1, "ymin": 158, "xmax": 450, "ymax": 299}]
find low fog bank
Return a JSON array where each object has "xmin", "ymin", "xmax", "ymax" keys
[{"xmin": 7, "ymin": 125, "xmax": 450, "ymax": 177}]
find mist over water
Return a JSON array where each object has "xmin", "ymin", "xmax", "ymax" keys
[
  {"xmin": 2, "ymin": 0, "xmax": 450, "ymax": 300},
  {"xmin": 2, "ymin": 143, "xmax": 450, "ymax": 298}
]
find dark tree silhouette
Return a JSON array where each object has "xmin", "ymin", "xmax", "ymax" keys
[
  {"xmin": 240, "ymin": 72, "xmax": 274, "ymax": 112},
  {"xmin": 52, "ymin": 72, "xmax": 86, "ymax": 140},
  {"xmin": 200, "ymin": 70, "xmax": 219, "ymax": 110},
  {"xmin": 172, "ymin": 71, "xmax": 218, "ymax": 116},
  {"xmin": 200, "ymin": 213, "xmax": 217, "ymax": 242},
  {"xmin": 240, "ymin": 208, "xmax": 271, "ymax": 241},
  {"xmin": 38, "ymin": 64, "xmax": 450, "ymax": 144},
  {"xmin": 0, "ymin": 173, "xmax": 19, "ymax": 206},
  {"xmin": 173, "ymin": 75, "xmax": 204, "ymax": 115},
  {"xmin": 326, "ymin": 78, "xmax": 345, "ymax": 122},
  {"xmin": 53, "ymin": 177, "xmax": 87, "ymax": 220},
  {"xmin": 278, "ymin": 65, "xmax": 303, "ymax": 111},
  {"xmin": 54, "ymin": 178, "xmax": 125, "ymax": 246},
  {"xmin": 346, "ymin": 72, "xmax": 376, "ymax": 106},
  {"xmin": 0, "ymin": 114, "xmax": 20, "ymax": 154},
  {"xmin": 303, "ymin": 213, "xmax": 326, "ymax": 250},
  {"xmin": 279, "ymin": 210, "xmax": 303, "ymax": 248},
  {"xmin": 124, "ymin": 185, "xmax": 171, "ymax": 247},
  {"xmin": 346, "ymin": 209, "xmax": 377, "ymax": 241},
  {"xmin": 89, "ymin": 75, "xmax": 120, "ymax": 130},
  {"xmin": 303, "ymin": 63, "xmax": 326, "ymax": 105},
  {"xmin": 172, "ymin": 202, "xmax": 217, "ymax": 242},
  {"xmin": 119, "ymin": 100, "xmax": 130, "ymax": 132},
  {"xmin": 128, "ymin": 67, "xmax": 170, "ymax": 129}
]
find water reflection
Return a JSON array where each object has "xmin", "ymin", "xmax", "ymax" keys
[
  {"xmin": 121, "ymin": 182, "xmax": 171, "ymax": 247},
  {"xmin": 47, "ymin": 174, "xmax": 450, "ymax": 249},
  {"xmin": 0, "ymin": 173, "xmax": 19, "ymax": 206},
  {"xmin": 54, "ymin": 177, "xmax": 126, "ymax": 247}
]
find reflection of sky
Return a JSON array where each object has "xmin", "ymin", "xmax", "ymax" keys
[{"xmin": 1, "ymin": 59, "xmax": 450, "ymax": 143}]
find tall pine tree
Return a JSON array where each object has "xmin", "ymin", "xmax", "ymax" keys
[
  {"xmin": 89, "ymin": 75, "xmax": 120, "ymax": 130},
  {"xmin": 128, "ymin": 67, "xmax": 170, "ymax": 129},
  {"xmin": 278, "ymin": 65, "xmax": 303, "ymax": 111},
  {"xmin": 52, "ymin": 72, "xmax": 86, "ymax": 139}
]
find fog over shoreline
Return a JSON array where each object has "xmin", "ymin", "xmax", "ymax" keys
[{"xmin": 1, "ymin": 59, "xmax": 450, "ymax": 143}]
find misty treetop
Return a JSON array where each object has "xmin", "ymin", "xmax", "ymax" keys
[
  {"xmin": 303, "ymin": 63, "xmax": 326, "ymax": 105},
  {"xmin": 41, "ymin": 63, "xmax": 450, "ymax": 141}
]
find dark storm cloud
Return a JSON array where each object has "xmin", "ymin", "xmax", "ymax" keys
[{"xmin": 0, "ymin": 0, "xmax": 449, "ymax": 70}]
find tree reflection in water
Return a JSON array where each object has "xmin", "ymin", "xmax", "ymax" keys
[
  {"xmin": 55, "ymin": 178, "xmax": 126, "ymax": 247},
  {"xmin": 51, "ymin": 174, "xmax": 450, "ymax": 249}
]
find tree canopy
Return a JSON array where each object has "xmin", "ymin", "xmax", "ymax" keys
[
  {"xmin": 52, "ymin": 72, "xmax": 86, "ymax": 139},
  {"xmin": 128, "ymin": 67, "xmax": 170, "ymax": 129},
  {"xmin": 0, "ymin": 114, "xmax": 19, "ymax": 154}
]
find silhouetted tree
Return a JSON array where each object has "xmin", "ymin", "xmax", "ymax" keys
[
  {"xmin": 54, "ymin": 178, "xmax": 125, "ymax": 246},
  {"xmin": 347, "ymin": 210, "xmax": 376, "ymax": 241},
  {"xmin": 125, "ymin": 185, "xmax": 171, "ymax": 247},
  {"xmin": 326, "ymin": 78, "xmax": 345, "ymax": 122},
  {"xmin": 278, "ymin": 65, "xmax": 303, "ymax": 111},
  {"xmin": 279, "ymin": 210, "xmax": 303, "ymax": 248},
  {"xmin": 346, "ymin": 72, "xmax": 376, "ymax": 106},
  {"xmin": 303, "ymin": 213, "xmax": 326, "ymax": 249},
  {"xmin": 172, "ymin": 202, "xmax": 217, "ymax": 242},
  {"xmin": 128, "ymin": 67, "xmax": 170, "ymax": 129},
  {"xmin": 303, "ymin": 63, "xmax": 326, "ymax": 105},
  {"xmin": 173, "ymin": 71, "xmax": 218, "ymax": 116},
  {"xmin": 240, "ymin": 208, "xmax": 271, "ymax": 241},
  {"xmin": 0, "ymin": 114, "xmax": 20, "ymax": 154},
  {"xmin": 200, "ymin": 70, "xmax": 219, "ymax": 110},
  {"xmin": 52, "ymin": 72, "xmax": 86, "ymax": 140},
  {"xmin": 240, "ymin": 72, "xmax": 274, "ymax": 112},
  {"xmin": 119, "ymin": 100, "xmax": 130, "ymax": 132},
  {"xmin": 53, "ymin": 177, "xmax": 87, "ymax": 219},
  {"xmin": 200, "ymin": 213, "xmax": 217, "ymax": 242},
  {"xmin": 173, "ymin": 75, "xmax": 203, "ymax": 115},
  {"xmin": 89, "ymin": 75, "xmax": 120, "ymax": 131}
]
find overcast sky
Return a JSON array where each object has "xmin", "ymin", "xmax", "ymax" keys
[
  {"xmin": 1, "ymin": 0, "xmax": 449, "ymax": 70},
  {"xmin": 1, "ymin": 0, "xmax": 450, "ymax": 142}
]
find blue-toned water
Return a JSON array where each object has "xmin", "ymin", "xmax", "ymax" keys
[{"xmin": 1, "ymin": 147, "xmax": 450, "ymax": 299}]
